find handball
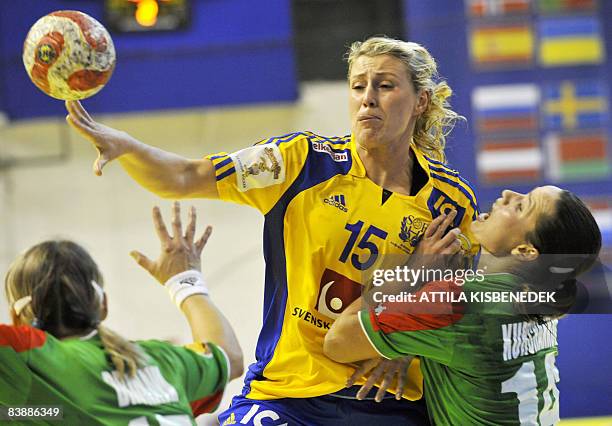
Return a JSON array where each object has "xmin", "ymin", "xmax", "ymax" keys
[{"xmin": 23, "ymin": 11, "xmax": 116, "ymax": 100}]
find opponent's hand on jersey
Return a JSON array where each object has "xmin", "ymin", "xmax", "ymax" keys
[
  {"xmin": 65, "ymin": 100, "xmax": 136, "ymax": 176},
  {"xmin": 416, "ymin": 209, "xmax": 463, "ymax": 256},
  {"xmin": 347, "ymin": 357, "xmax": 413, "ymax": 402},
  {"xmin": 130, "ymin": 202, "xmax": 212, "ymax": 284}
]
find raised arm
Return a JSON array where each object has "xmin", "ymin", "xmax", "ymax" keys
[
  {"xmin": 130, "ymin": 202, "xmax": 243, "ymax": 379},
  {"xmin": 66, "ymin": 101, "xmax": 218, "ymax": 199}
]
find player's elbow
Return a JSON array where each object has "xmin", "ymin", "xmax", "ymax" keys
[{"xmin": 323, "ymin": 332, "xmax": 352, "ymax": 364}]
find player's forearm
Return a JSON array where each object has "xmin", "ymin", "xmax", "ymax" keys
[
  {"xmin": 324, "ymin": 299, "xmax": 377, "ymax": 363},
  {"xmin": 181, "ymin": 294, "xmax": 244, "ymax": 380},
  {"xmin": 117, "ymin": 139, "xmax": 217, "ymax": 199}
]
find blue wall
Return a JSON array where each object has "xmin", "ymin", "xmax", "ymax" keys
[
  {"xmin": 404, "ymin": 0, "xmax": 612, "ymax": 208},
  {"xmin": 405, "ymin": 0, "xmax": 612, "ymax": 418},
  {"xmin": 0, "ymin": 0, "xmax": 298, "ymax": 119}
]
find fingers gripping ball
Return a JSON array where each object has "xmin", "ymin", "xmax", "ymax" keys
[{"xmin": 23, "ymin": 10, "xmax": 116, "ymax": 100}]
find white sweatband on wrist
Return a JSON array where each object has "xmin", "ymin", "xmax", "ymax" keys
[{"xmin": 164, "ymin": 270, "xmax": 209, "ymax": 308}]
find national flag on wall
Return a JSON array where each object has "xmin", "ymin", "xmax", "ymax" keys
[
  {"xmin": 545, "ymin": 132, "xmax": 610, "ymax": 181},
  {"xmin": 472, "ymin": 84, "xmax": 540, "ymax": 133},
  {"xmin": 477, "ymin": 137, "xmax": 543, "ymax": 183},
  {"xmin": 469, "ymin": 23, "xmax": 534, "ymax": 68},
  {"xmin": 467, "ymin": 0, "xmax": 531, "ymax": 18},
  {"xmin": 543, "ymin": 80, "xmax": 608, "ymax": 130},
  {"xmin": 538, "ymin": 0, "xmax": 597, "ymax": 14},
  {"xmin": 585, "ymin": 198, "xmax": 612, "ymax": 248},
  {"xmin": 538, "ymin": 16, "xmax": 604, "ymax": 66}
]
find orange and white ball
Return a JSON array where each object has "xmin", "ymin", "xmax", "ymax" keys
[{"xmin": 23, "ymin": 10, "xmax": 116, "ymax": 100}]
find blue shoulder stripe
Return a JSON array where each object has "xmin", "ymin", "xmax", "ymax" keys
[
  {"xmin": 428, "ymin": 165, "xmax": 476, "ymax": 194},
  {"xmin": 424, "ymin": 156, "xmax": 478, "ymax": 197},
  {"xmin": 430, "ymin": 172, "xmax": 479, "ymax": 217},
  {"xmin": 209, "ymin": 153, "xmax": 228, "ymax": 161},
  {"xmin": 217, "ymin": 166, "xmax": 236, "ymax": 181},
  {"xmin": 254, "ymin": 132, "xmax": 310, "ymax": 146},
  {"xmin": 311, "ymin": 134, "xmax": 351, "ymax": 147},
  {"xmin": 214, "ymin": 156, "xmax": 233, "ymax": 171}
]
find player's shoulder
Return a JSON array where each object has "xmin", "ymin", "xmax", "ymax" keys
[
  {"xmin": 0, "ymin": 324, "xmax": 47, "ymax": 352},
  {"xmin": 423, "ymin": 154, "xmax": 479, "ymax": 212},
  {"xmin": 254, "ymin": 131, "xmax": 351, "ymax": 150}
]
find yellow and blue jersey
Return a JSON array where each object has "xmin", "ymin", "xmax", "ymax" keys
[{"xmin": 206, "ymin": 132, "xmax": 479, "ymax": 400}]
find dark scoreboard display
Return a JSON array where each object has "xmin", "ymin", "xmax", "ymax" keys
[{"xmin": 105, "ymin": 0, "xmax": 190, "ymax": 32}]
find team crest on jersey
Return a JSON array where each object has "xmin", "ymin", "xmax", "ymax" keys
[
  {"xmin": 231, "ymin": 144, "xmax": 286, "ymax": 192},
  {"xmin": 323, "ymin": 194, "xmax": 348, "ymax": 212},
  {"xmin": 399, "ymin": 215, "xmax": 428, "ymax": 247},
  {"xmin": 311, "ymin": 141, "xmax": 349, "ymax": 162},
  {"xmin": 314, "ymin": 269, "xmax": 362, "ymax": 319},
  {"xmin": 391, "ymin": 215, "xmax": 428, "ymax": 254}
]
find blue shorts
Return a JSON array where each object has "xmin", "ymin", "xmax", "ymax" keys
[{"xmin": 218, "ymin": 389, "xmax": 430, "ymax": 426}]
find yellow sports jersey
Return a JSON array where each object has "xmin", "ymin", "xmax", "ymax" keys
[{"xmin": 206, "ymin": 132, "xmax": 479, "ymax": 400}]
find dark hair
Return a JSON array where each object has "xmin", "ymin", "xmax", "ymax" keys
[
  {"xmin": 5, "ymin": 240, "xmax": 147, "ymax": 378},
  {"xmin": 523, "ymin": 191, "xmax": 602, "ymax": 319}
]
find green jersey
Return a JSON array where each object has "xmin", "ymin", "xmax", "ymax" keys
[
  {"xmin": 0, "ymin": 324, "xmax": 229, "ymax": 425},
  {"xmin": 360, "ymin": 273, "xmax": 560, "ymax": 426}
]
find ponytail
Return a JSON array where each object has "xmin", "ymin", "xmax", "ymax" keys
[{"xmin": 98, "ymin": 325, "xmax": 148, "ymax": 380}]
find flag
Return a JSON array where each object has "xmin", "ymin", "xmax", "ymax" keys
[
  {"xmin": 472, "ymin": 84, "xmax": 540, "ymax": 134},
  {"xmin": 545, "ymin": 132, "xmax": 610, "ymax": 181},
  {"xmin": 469, "ymin": 23, "xmax": 534, "ymax": 68},
  {"xmin": 585, "ymin": 198, "xmax": 612, "ymax": 248},
  {"xmin": 538, "ymin": 16, "xmax": 604, "ymax": 66},
  {"xmin": 543, "ymin": 80, "xmax": 608, "ymax": 130},
  {"xmin": 538, "ymin": 0, "xmax": 596, "ymax": 14},
  {"xmin": 467, "ymin": 0, "xmax": 531, "ymax": 18},
  {"xmin": 477, "ymin": 137, "xmax": 543, "ymax": 184}
]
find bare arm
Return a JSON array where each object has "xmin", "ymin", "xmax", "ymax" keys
[
  {"xmin": 180, "ymin": 295, "xmax": 243, "ymax": 379},
  {"xmin": 323, "ymin": 298, "xmax": 379, "ymax": 363},
  {"xmin": 66, "ymin": 101, "xmax": 218, "ymax": 199},
  {"xmin": 131, "ymin": 203, "xmax": 243, "ymax": 379}
]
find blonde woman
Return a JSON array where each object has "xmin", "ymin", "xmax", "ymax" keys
[
  {"xmin": 1, "ymin": 203, "xmax": 242, "ymax": 424},
  {"xmin": 66, "ymin": 36, "xmax": 478, "ymax": 425}
]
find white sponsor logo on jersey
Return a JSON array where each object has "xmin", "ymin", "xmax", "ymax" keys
[{"xmin": 311, "ymin": 141, "xmax": 349, "ymax": 162}]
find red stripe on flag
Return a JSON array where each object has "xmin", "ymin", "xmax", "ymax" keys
[
  {"xmin": 504, "ymin": 0, "xmax": 530, "ymax": 13},
  {"xmin": 478, "ymin": 116, "xmax": 537, "ymax": 132},
  {"xmin": 566, "ymin": 0, "xmax": 596, "ymax": 11},
  {"xmin": 476, "ymin": 26, "xmax": 528, "ymax": 35},
  {"xmin": 482, "ymin": 139, "xmax": 538, "ymax": 151},
  {"xmin": 484, "ymin": 169, "xmax": 541, "ymax": 182},
  {"xmin": 559, "ymin": 138, "xmax": 607, "ymax": 162},
  {"xmin": 470, "ymin": 2, "xmax": 486, "ymax": 17},
  {"xmin": 586, "ymin": 200, "xmax": 611, "ymax": 210}
]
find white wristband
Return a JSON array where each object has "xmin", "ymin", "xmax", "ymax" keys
[{"xmin": 164, "ymin": 270, "xmax": 209, "ymax": 308}]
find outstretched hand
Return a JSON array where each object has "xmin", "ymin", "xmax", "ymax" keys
[
  {"xmin": 65, "ymin": 100, "xmax": 135, "ymax": 176},
  {"xmin": 130, "ymin": 202, "xmax": 212, "ymax": 284}
]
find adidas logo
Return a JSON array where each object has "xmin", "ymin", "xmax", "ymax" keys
[
  {"xmin": 323, "ymin": 194, "xmax": 348, "ymax": 212},
  {"xmin": 222, "ymin": 413, "xmax": 236, "ymax": 425}
]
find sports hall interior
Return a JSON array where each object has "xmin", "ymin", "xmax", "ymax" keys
[{"xmin": 0, "ymin": 1, "xmax": 610, "ymax": 425}]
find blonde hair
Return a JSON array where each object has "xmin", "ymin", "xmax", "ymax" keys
[
  {"xmin": 347, "ymin": 36, "xmax": 464, "ymax": 163},
  {"xmin": 5, "ymin": 240, "xmax": 147, "ymax": 380}
]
